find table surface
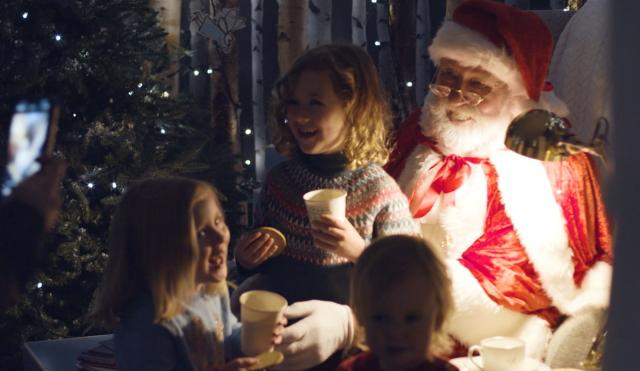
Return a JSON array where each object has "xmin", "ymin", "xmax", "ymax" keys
[
  {"xmin": 23, "ymin": 334, "xmax": 113, "ymax": 371},
  {"xmin": 449, "ymin": 356, "xmax": 551, "ymax": 371}
]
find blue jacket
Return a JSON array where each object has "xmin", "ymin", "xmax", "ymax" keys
[{"xmin": 114, "ymin": 291, "xmax": 241, "ymax": 371}]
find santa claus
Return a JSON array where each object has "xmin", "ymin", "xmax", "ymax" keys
[{"xmin": 385, "ymin": 0, "xmax": 613, "ymax": 359}]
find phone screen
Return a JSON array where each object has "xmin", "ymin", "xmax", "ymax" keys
[{"xmin": 2, "ymin": 99, "xmax": 51, "ymax": 197}]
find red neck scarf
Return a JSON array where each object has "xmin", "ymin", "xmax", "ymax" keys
[{"xmin": 409, "ymin": 136, "xmax": 486, "ymax": 218}]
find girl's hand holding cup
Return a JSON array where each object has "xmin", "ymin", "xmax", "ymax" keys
[{"xmin": 311, "ymin": 215, "xmax": 365, "ymax": 262}]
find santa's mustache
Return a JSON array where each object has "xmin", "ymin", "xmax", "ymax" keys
[
  {"xmin": 421, "ymin": 92, "xmax": 512, "ymax": 156},
  {"xmin": 428, "ymin": 95, "xmax": 482, "ymax": 123}
]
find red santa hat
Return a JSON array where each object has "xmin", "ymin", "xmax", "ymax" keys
[{"xmin": 428, "ymin": 0, "xmax": 568, "ymax": 115}]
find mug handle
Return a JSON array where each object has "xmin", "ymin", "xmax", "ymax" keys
[{"xmin": 467, "ymin": 345, "xmax": 484, "ymax": 370}]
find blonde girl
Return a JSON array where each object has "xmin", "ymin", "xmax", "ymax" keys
[
  {"xmin": 233, "ymin": 44, "xmax": 416, "ymax": 309},
  {"xmin": 338, "ymin": 235, "xmax": 456, "ymax": 371},
  {"xmin": 93, "ymin": 177, "xmax": 279, "ymax": 371}
]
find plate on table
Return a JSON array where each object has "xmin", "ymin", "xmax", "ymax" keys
[{"xmin": 449, "ymin": 356, "xmax": 550, "ymax": 371}]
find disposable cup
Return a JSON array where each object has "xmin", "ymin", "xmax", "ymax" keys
[
  {"xmin": 303, "ymin": 188, "xmax": 347, "ymax": 223},
  {"xmin": 239, "ymin": 290, "xmax": 287, "ymax": 356}
]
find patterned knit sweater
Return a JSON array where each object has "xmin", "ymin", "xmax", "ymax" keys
[{"xmin": 244, "ymin": 154, "xmax": 417, "ymax": 304}]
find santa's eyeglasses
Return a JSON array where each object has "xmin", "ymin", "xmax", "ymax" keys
[{"xmin": 428, "ymin": 84, "xmax": 485, "ymax": 106}]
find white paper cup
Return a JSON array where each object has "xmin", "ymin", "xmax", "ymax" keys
[
  {"xmin": 239, "ymin": 290, "xmax": 287, "ymax": 356},
  {"xmin": 303, "ymin": 188, "xmax": 347, "ymax": 223},
  {"xmin": 468, "ymin": 336, "xmax": 525, "ymax": 371}
]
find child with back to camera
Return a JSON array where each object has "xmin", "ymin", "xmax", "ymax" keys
[
  {"xmin": 233, "ymin": 44, "xmax": 417, "ymax": 310},
  {"xmin": 337, "ymin": 235, "xmax": 458, "ymax": 371},
  {"xmin": 92, "ymin": 177, "xmax": 283, "ymax": 371}
]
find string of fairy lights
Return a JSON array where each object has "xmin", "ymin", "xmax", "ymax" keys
[
  {"xmin": 14, "ymin": 1, "xmax": 435, "ymax": 211},
  {"xmin": 16, "ymin": 8, "xmax": 259, "ymax": 198}
]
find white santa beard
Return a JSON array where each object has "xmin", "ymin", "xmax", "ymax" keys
[{"xmin": 420, "ymin": 92, "xmax": 515, "ymax": 157}]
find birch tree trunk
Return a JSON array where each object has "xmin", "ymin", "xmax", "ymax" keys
[
  {"xmin": 351, "ymin": 0, "xmax": 367, "ymax": 48},
  {"xmin": 376, "ymin": 2, "xmax": 396, "ymax": 100},
  {"xmin": 389, "ymin": 0, "xmax": 416, "ymax": 116},
  {"xmin": 210, "ymin": 0, "xmax": 240, "ymax": 153},
  {"xmin": 252, "ymin": 0, "xmax": 266, "ymax": 182},
  {"xmin": 416, "ymin": 0, "xmax": 431, "ymax": 106},
  {"xmin": 151, "ymin": 0, "xmax": 181, "ymax": 46},
  {"xmin": 190, "ymin": 0, "xmax": 210, "ymax": 103},
  {"xmin": 150, "ymin": 0, "xmax": 182, "ymax": 94},
  {"xmin": 308, "ymin": 0, "xmax": 332, "ymax": 47},
  {"xmin": 277, "ymin": 0, "xmax": 308, "ymax": 74}
]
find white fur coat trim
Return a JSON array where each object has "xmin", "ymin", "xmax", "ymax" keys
[
  {"xmin": 396, "ymin": 144, "xmax": 488, "ymax": 260},
  {"xmin": 446, "ymin": 258, "xmax": 552, "ymax": 358},
  {"xmin": 428, "ymin": 22, "xmax": 528, "ymax": 98},
  {"xmin": 491, "ymin": 151, "xmax": 611, "ymax": 315}
]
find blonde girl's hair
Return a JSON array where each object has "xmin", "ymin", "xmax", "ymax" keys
[
  {"xmin": 351, "ymin": 235, "xmax": 454, "ymax": 357},
  {"xmin": 271, "ymin": 44, "xmax": 392, "ymax": 170},
  {"xmin": 92, "ymin": 176, "xmax": 220, "ymax": 327}
]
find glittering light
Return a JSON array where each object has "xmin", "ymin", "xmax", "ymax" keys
[
  {"xmin": 72, "ymin": 113, "xmax": 77, "ymax": 118},
  {"xmin": 406, "ymin": 81, "xmax": 413, "ymax": 87},
  {"xmin": 193, "ymin": 70, "xmax": 200, "ymax": 76},
  {"xmin": 137, "ymin": 82, "xmax": 143, "ymax": 88},
  {"xmin": 374, "ymin": 40, "xmax": 381, "ymax": 46},
  {"xmin": 206, "ymin": 68, "xmax": 213, "ymax": 74},
  {"xmin": 128, "ymin": 91, "xmax": 134, "ymax": 96},
  {"xmin": 563, "ymin": 6, "xmax": 570, "ymax": 12},
  {"xmin": 36, "ymin": 282, "xmax": 43, "ymax": 289},
  {"xmin": 371, "ymin": 0, "xmax": 377, "ymax": 3},
  {"xmin": 162, "ymin": 91, "xmax": 170, "ymax": 98},
  {"xmin": 244, "ymin": 159, "xmax": 252, "ymax": 165},
  {"xmin": 244, "ymin": 128, "xmax": 252, "ymax": 135},
  {"xmin": 88, "ymin": 182, "xmax": 94, "ymax": 189},
  {"xmin": 111, "ymin": 182, "xmax": 117, "ymax": 189},
  {"xmin": 160, "ymin": 128, "xmax": 166, "ymax": 134},
  {"xmin": 22, "ymin": 12, "xmax": 29, "ymax": 19},
  {"xmin": 54, "ymin": 33, "xmax": 62, "ymax": 42}
]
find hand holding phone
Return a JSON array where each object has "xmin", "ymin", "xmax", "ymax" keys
[{"xmin": 2, "ymin": 98, "xmax": 59, "ymax": 197}]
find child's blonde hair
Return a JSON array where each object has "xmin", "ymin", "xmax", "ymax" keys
[
  {"xmin": 351, "ymin": 235, "xmax": 454, "ymax": 356},
  {"xmin": 92, "ymin": 176, "xmax": 223, "ymax": 327},
  {"xmin": 271, "ymin": 44, "xmax": 392, "ymax": 170}
]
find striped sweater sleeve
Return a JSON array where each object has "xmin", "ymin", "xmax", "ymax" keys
[{"xmin": 371, "ymin": 170, "xmax": 419, "ymax": 238}]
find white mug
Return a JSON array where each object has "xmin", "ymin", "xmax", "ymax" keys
[{"xmin": 467, "ymin": 336, "xmax": 525, "ymax": 371}]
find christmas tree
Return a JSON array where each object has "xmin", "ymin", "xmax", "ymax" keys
[{"xmin": 0, "ymin": 0, "xmax": 248, "ymax": 368}]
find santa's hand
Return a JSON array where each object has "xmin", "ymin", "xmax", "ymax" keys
[
  {"xmin": 311, "ymin": 215, "xmax": 365, "ymax": 262},
  {"xmin": 273, "ymin": 300, "xmax": 355, "ymax": 370},
  {"xmin": 234, "ymin": 230, "xmax": 277, "ymax": 269}
]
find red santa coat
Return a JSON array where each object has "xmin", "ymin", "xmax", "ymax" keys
[{"xmin": 387, "ymin": 109, "xmax": 612, "ymax": 354}]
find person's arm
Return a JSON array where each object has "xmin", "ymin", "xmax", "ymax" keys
[
  {"xmin": 0, "ymin": 157, "xmax": 65, "ymax": 309},
  {"xmin": 373, "ymin": 172, "xmax": 420, "ymax": 238},
  {"xmin": 0, "ymin": 198, "xmax": 46, "ymax": 309}
]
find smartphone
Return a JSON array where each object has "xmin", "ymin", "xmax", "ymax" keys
[{"xmin": 1, "ymin": 98, "xmax": 59, "ymax": 197}]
